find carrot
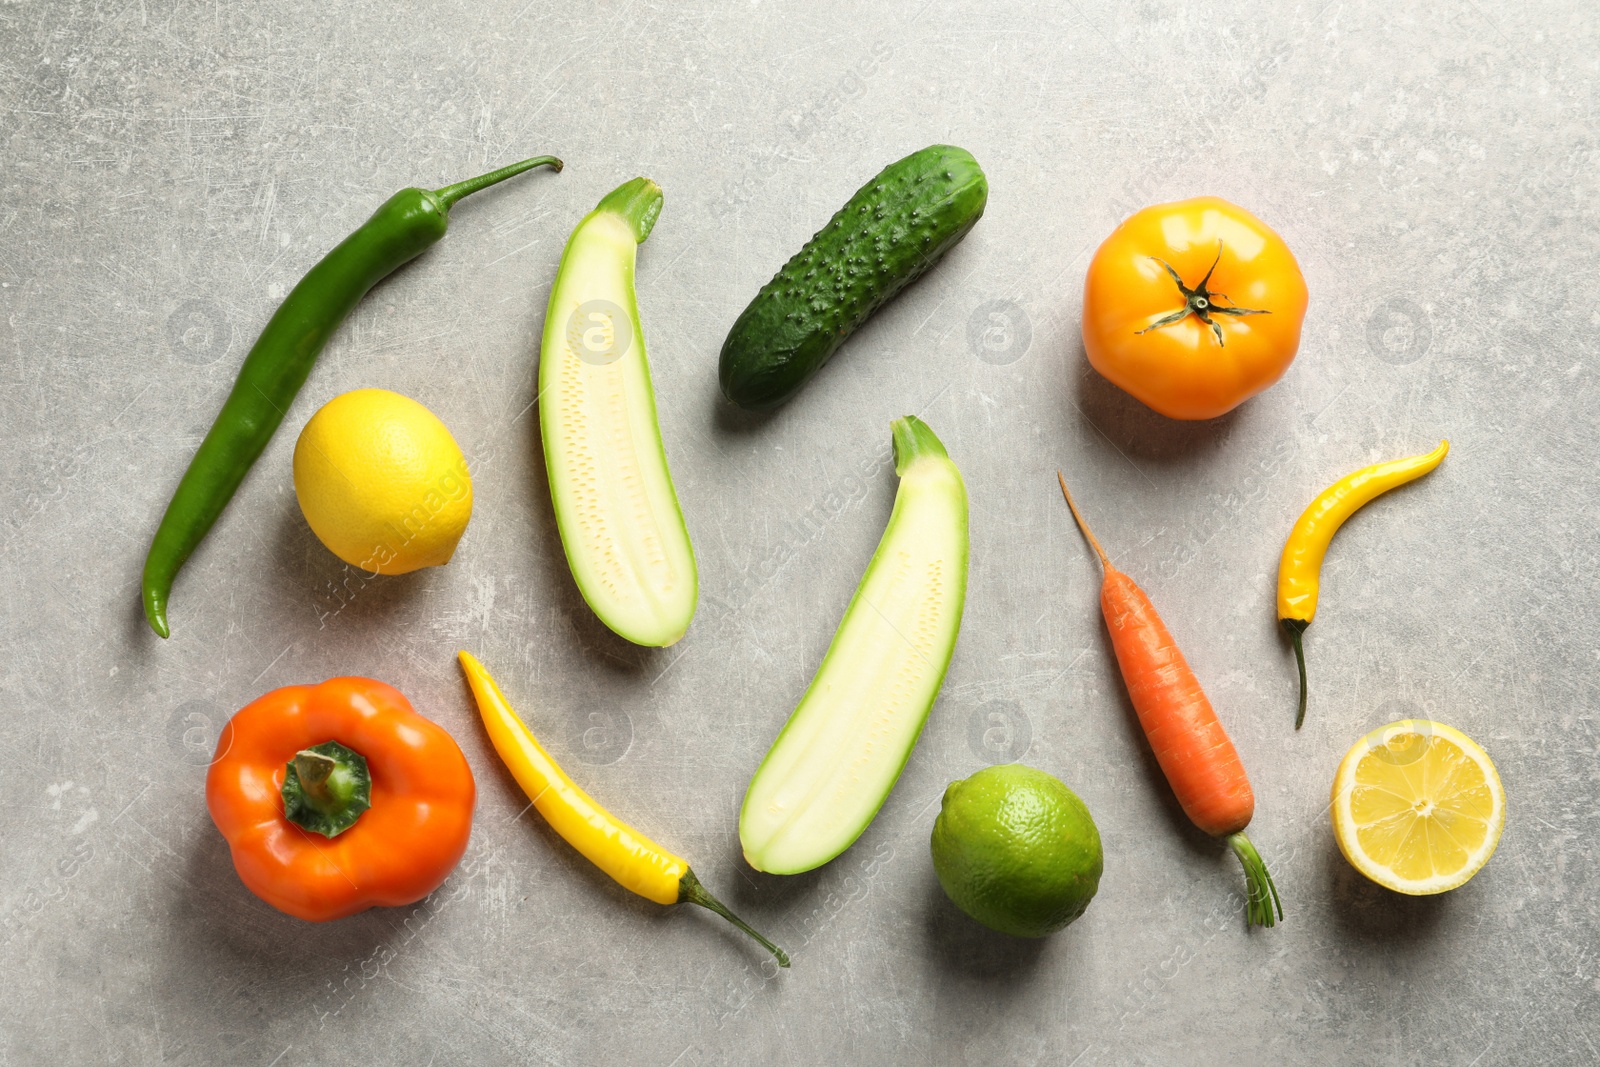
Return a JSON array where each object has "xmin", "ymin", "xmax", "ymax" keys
[{"xmin": 1058, "ymin": 473, "xmax": 1282, "ymax": 927}]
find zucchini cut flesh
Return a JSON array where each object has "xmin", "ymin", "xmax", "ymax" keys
[
  {"xmin": 539, "ymin": 179, "xmax": 697, "ymax": 647},
  {"xmin": 740, "ymin": 416, "xmax": 968, "ymax": 874}
]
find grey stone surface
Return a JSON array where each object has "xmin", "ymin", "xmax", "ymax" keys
[{"xmin": 1, "ymin": 1, "xmax": 1595, "ymax": 1063}]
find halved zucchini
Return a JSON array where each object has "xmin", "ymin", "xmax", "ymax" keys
[
  {"xmin": 740, "ymin": 416, "xmax": 968, "ymax": 874},
  {"xmin": 538, "ymin": 179, "xmax": 697, "ymax": 647}
]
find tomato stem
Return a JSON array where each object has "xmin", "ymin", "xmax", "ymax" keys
[{"xmin": 1136, "ymin": 241, "xmax": 1271, "ymax": 346}]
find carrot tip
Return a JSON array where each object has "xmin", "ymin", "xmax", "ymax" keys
[{"xmin": 1056, "ymin": 470, "xmax": 1113, "ymax": 572}]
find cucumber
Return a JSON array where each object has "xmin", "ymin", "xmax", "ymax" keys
[
  {"xmin": 538, "ymin": 178, "xmax": 697, "ymax": 647},
  {"xmin": 719, "ymin": 145, "xmax": 988, "ymax": 411},
  {"xmin": 740, "ymin": 416, "xmax": 968, "ymax": 874}
]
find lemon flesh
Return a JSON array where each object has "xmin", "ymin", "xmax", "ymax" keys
[
  {"xmin": 1331, "ymin": 719, "xmax": 1504, "ymax": 895},
  {"xmin": 293, "ymin": 388, "xmax": 472, "ymax": 575},
  {"xmin": 539, "ymin": 195, "xmax": 697, "ymax": 648}
]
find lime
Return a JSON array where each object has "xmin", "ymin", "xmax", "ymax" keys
[
  {"xmin": 931, "ymin": 764, "xmax": 1103, "ymax": 937},
  {"xmin": 293, "ymin": 389, "xmax": 472, "ymax": 574}
]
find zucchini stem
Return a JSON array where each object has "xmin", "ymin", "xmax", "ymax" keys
[
  {"xmin": 891, "ymin": 415, "xmax": 949, "ymax": 473},
  {"xmin": 1227, "ymin": 832, "xmax": 1283, "ymax": 928},
  {"xmin": 595, "ymin": 177, "xmax": 665, "ymax": 243}
]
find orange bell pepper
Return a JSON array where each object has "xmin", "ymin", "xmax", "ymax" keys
[{"xmin": 206, "ymin": 677, "xmax": 476, "ymax": 921}]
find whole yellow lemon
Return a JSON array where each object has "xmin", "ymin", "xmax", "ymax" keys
[{"xmin": 293, "ymin": 388, "xmax": 472, "ymax": 574}]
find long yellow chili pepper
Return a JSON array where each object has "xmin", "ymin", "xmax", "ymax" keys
[
  {"xmin": 1278, "ymin": 440, "xmax": 1449, "ymax": 728},
  {"xmin": 458, "ymin": 650, "xmax": 789, "ymax": 966}
]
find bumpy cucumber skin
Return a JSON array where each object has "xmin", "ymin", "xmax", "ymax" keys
[{"xmin": 719, "ymin": 145, "xmax": 988, "ymax": 411}]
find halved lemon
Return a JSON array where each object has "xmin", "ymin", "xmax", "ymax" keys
[{"xmin": 1331, "ymin": 719, "xmax": 1504, "ymax": 895}]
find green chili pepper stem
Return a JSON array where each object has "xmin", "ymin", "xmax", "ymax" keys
[
  {"xmin": 1281, "ymin": 617, "xmax": 1310, "ymax": 729},
  {"xmin": 141, "ymin": 154, "xmax": 561, "ymax": 638},
  {"xmin": 679, "ymin": 868, "xmax": 790, "ymax": 967},
  {"xmin": 433, "ymin": 155, "xmax": 563, "ymax": 210},
  {"xmin": 1226, "ymin": 831, "xmax": 1283, "ymax": 928}
]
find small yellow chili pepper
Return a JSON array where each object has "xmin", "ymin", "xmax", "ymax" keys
[
  {"xmin": 1278, "ymin": 440, "xmax": 1449, "ymax": 729},
  {"xmin": 458, "ymin": 650, "xmax": 789, "ymax": 966}
]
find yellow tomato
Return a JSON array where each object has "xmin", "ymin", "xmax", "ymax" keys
[{"xmin": 1081, "ymin": 197, "xmax": 1308, "ymax": 420}]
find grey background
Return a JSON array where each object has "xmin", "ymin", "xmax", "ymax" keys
[{"xmin": 1, "ymin": 0, "xmax": 1594, "ymax": 1063}]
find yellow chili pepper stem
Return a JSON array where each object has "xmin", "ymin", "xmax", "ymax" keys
[
  {"xmin": 680, "ymin": 869, "xmax": 790, "ymax": 967},
  {"xmin": 1282, "ymin": 618, "xmax": 1310, "ymax": 729}
]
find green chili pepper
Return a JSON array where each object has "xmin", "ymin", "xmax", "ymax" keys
[{"xmin": 141, "ymin": 155, "xmax": 562, "ymax": 638}]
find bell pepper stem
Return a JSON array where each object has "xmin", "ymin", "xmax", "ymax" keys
[
  {"xmin": 680, "ymin": 868, "xmax": 790, "ymax": 967},
  {"xmin": 1282, "ymin": 618, "xmax": 1310, "ymax": 729},
  {"xmin": 433, "ymin": 155, "xmax": 563, "ymax": 211},
  {"xmin": 293, "ymin": 751, "xmax": 340, "ymax": 806},
  {"xmin": 282, "ymin": 740, "xmax": 372, "ymax": 838}
]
